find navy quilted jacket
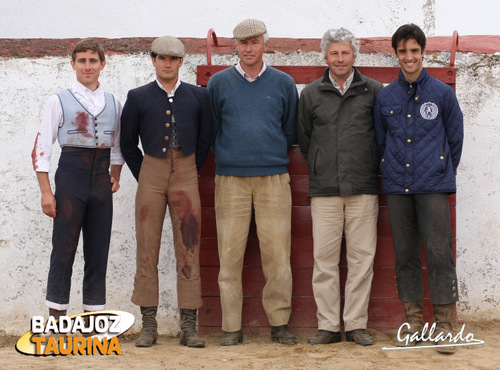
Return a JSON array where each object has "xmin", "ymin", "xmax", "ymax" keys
[{"xmin": 374, "ymin": 68, "xmax": 463, "ymax": 195}]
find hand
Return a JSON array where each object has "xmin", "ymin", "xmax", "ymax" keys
[
  {"xmin": 111, "ymin": 176, "xmax": 120, "ymax": 193},
  {"xmin": 41, "ymin": 192, "xmax": 57, "ymax": 218}
]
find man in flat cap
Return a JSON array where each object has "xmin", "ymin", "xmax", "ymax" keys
[
  {"xmin": 120, "ymin": 35, "xmax": 212, "ymax": 348},
  {"xmin": 207, "ymin": 19, "xmax": 299, "ymax": 346}
]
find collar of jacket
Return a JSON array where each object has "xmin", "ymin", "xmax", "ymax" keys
[
  {"xmin": 397, "ymin": 67, "xmax": 430, "ymax": 94},
  {"xmin": 318, "ymin": 66, "xmax": 366, "ymax": 94}
]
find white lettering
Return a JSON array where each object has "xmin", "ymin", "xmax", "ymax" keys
[
  {"xmin": 59, "ymin": 316, "xmax": 72, "ymax": 334},
  {"xmin": 30, "ymin": 316, "xmax": 45, "ymax": 334},
  {"xmin": 109, "ymin": 315, "xmax": 121, "ymax": 333},
  {"xmin": 94, "ymin": 316, "xmax": 108, "ymax": 334}
]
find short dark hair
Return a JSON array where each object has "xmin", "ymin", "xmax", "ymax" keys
[
  {"xmin": 391, "ymin": 24, "xmax": 426, "ymax": 53},
  {"xmin": 72, "ymin": 38, "xmax": 106, "ymax": 62}
]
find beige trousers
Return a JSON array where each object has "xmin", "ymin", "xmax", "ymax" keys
[
  {"xmin": 215, "ymin": 174, "xmax": 293, "ymax": 332},
  {"xmin": 131, "ymin": 151, "xmax": 203, "ymax": 309},
  {"xmin": 311, "ymin": 194, "xmax": 378, "ymax": 332}
]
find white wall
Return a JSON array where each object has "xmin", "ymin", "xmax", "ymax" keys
[
  {"xmin": 0, "ymin": 0, "xmax": 499, "ymax": 335},
  {"xmin": 1, "ymin": 0, "xmax": 500, "ymax": 39}
]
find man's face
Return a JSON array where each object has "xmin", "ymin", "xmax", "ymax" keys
[
  {"xmin": 236, "ymin": 35, "xmax": 266, "ymax": 70},
  {"xmin": 324, "ymin": 41, "xmax": 356, "ymax": 83},
  {"xmin": 396, "ymin": 38, "xmax": 424, "ymax": 82},
  {"xmin": 71, "ymin": 50, "xmax": 105, "ymax": 90},
  {"xmin": 152, "ymin": 55, "xmax": 183, "ymax": 85}
]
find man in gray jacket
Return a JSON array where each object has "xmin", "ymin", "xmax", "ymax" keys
[{"xmin": 297, "ymin": 28, "xmax": 383, "ymax": 346}]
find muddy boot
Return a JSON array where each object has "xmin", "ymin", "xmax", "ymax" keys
[
  {"xmin": 434, "ymin": 303, "xmax": 456, "ymax": 354},
  {"xmin": 395, "ymin": 301, "xmax": 424, "ymax": 347},
  {"xmin": 179, "ymin": 309, "xmax": 205, "ymax": 348},
  {"xmin": 135, "ymin": 306, "xmax": 158, "ymax": 347}
]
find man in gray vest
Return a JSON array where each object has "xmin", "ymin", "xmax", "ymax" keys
[{"xmin": 32, "ymin": 38, "xmax": 124, "ymax": 321}]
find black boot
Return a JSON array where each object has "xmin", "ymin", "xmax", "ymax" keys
[
  {"xmin": 271, "ymin": 325, "xmax": 297, "ymax": 345},
  {"xmin": 179, "ymin": 309, "xmax": 205, "ymax": 348},
  {"xmin": 135, "ymin": 306, "xmax": 158, "ymax": 347}
]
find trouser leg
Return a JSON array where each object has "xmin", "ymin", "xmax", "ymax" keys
[
  {"xmin": 386, "ymin": 194, "xmax": 424, "ymax": 302},
  {"xmin": 131, "ymin": 155, "xmax": 168, "ymax": 307},
  {"xmin": 46, "ymin": 151, "xmax": 88, "ymax": 310},
  {"xmin": 310, "ymin": 196, "xmax": 344, "ymax": 332},
  {"xmin": 253, "ymin": 173, "xmax": 293, "ymax": 327},
  {"xmin": 415, "ymin": 193, "xmax": 458, "ymax": 304},
  {"xmin": 167, "ymin": 151, "xmax": 203, "ymax": 309},
  {"xmin": 215, "ymin": 175, "xmax": 252, "ymax": 332},
  {"xmin": 82, "ymin": 150, "xmax": 112, "ymax": 310},
  {"xmin": 343, "ymin": 194, "xmax": 378, "ymax": 332}
]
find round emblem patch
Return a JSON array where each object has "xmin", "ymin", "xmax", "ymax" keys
[{"xmin": 420, "ymin": 102, "xmax": 439, "ymax": 120}]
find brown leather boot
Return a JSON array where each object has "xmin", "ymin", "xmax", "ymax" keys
[
  {"xmin": 135, "ymin": 306, "xmax": 158, "ymax": 347},
  {"xmin": 271, "ymin": 325, "xmax": 298, "ymax": 345},
  {"xmin": 395, "ymin": 301, "xmax": 424, "ymax": 347},
  {"xmin": 179, "ymin": 309, "xmax": 205, "ymax": 348},
  {"xmin": 433, "ymin": 303, "xmax": 457, "ymax": 354}
]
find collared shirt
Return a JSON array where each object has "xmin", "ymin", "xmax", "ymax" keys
[
  {"xmin": 329, "ymin": 69, "xmax": 355, "ymax": 95},
  {"xmin": 235, "ymin": 61, "xmax": 267, "ymax": 82},
  {"xmin": 32, "ymin": 81, "xmax": 124, "ymax": 172},
  {"xmin": 156, "ymin": 78, "xmax": 181, "ymax": 97}
]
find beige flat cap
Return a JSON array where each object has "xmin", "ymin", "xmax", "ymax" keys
[
  {"xmin": 233, "ymin": 19, "xmax": 267, "ymax": 40},
  {"xmin": 151, "ymin": 36, "xmax": 185, "ymax": 57}
]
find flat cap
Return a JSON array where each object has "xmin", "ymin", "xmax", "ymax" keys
[
  {"xmin": 151, "ymin": 36, "xmax": 185, "ymax": 57},
  {"xmin": 233, "ymin": 19, "xmax": 267, "ymax": 40}
]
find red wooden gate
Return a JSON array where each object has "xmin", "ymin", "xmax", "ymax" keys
[{"xmin": 196, "ymin": 30, "xmax": 459, "ymax": 334}]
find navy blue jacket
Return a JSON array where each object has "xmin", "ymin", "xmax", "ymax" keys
[
  {"xmin": 120, "ymin": 81, "xmax": 212, "ymax": 180},
  {"xmin": 374, "ymin": 69, "xmax": 463, "ymax": 195}
]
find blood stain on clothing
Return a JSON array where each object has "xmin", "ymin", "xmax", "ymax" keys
[
  {"xmin": 170, "ymin": 190, "xmax": 199, "ymax": 253},
  {"xmin": 73, "ymin": 112, "xmax": 93, "ymax": 138},
  {"xmin": 139, "ymin": 205, "xmax": 150, "ymax": 223},
  {"xmin": 31, "ymin": 132, "xmax": 41, "ymax": 170}
]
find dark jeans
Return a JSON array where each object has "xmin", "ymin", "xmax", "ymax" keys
[
  {"xmin": 386, "ymin": 193, "xmax": 458, "ymax": 305},
  {"xmin": 46, "ymin": 147, "xmax": 112, "ymax": 309}
]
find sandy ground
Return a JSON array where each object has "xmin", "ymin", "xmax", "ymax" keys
[{"xmin": 1, "ymin": 320, "xmax": 498, "ymax": 370}]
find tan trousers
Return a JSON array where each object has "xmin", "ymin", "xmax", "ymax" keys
[
  {"xmin": 131, "ymin": 151, "xmax": 203, "ymax": 309},
  {"xmin": 215, "ymin": 174, "xmax": 293, "ymax": 332},
  {"xmin": 311, "ymin": 194, "xmax": 378, "ymax": 332}
]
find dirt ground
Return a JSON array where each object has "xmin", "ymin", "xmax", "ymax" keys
[{"xmin": 1, "ymin": 320, "xmax": 498, "ymax": 370}]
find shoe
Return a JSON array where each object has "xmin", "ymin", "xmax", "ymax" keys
[
  {"xmin": 433, "ymin": 304, "xmax": 457, "ymax": 354},
  {"xmin": 346, "ymin": 329, "xmax": 374, "ymax": 346},
  {"xmin": 307, "ymin": 330, "xmax": 342, "ymax": 345},
  {"xmin": 135, "ymin": 306, "xmax": 158, "ymax": 347},
  {"xmin": 395, "ymin": 301, "xmax": 424, "ymax": 347},
  {"xmin": 220, "ymin": 330, "xmax": 243, "ymax": 346},
  {"xmin": 179, "ymin": 309, "xmax": 205, "ymax": 348},
  {"xmin": 271, "ymin": 325, "xmax": 298, "ymax": 345}
]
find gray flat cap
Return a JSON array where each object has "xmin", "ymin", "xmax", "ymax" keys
[
  {"xmin": 151, "ymin": 36, "xmax": 185, "ymax": 57},
  {"xmin": 233, "ymin": 19, "xmax": 267, "ymax": 40}
]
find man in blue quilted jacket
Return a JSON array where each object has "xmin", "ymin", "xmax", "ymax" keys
[{"xmin": 374, "ymin": 24, "xmax": 464, "ymax": 354}]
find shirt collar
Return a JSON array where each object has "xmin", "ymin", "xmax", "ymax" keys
[
  {"xmin": 329, "ymin": 69, "xmax": 354, "ymax": 95},
  {"xmin": 156, "ymin": 78, "xmax": 181, "ymax": 97},
  {"xmin": 235, "ymin": 61, "xmax": 267, "ymax": 82},
  {"xmin": 72, "ymin": 80, "xmax": 103, "ymax": 97}
]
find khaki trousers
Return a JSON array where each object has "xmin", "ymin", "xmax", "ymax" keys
[
  {"xmin": 131, "ymin": 151, "xmax": 203, "ymax": 309},
  {"xmin": 311, "ymin": 194, "xmax": 378, "ymax": 332},
  {"xmin": 215, "ymin": 174, "xmax": 293, "ymax": 332}
]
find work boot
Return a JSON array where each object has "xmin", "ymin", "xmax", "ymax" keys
[
  {"xmin": 395, "ymin": 301, "xmax": 424, "ymax": 347},
  {"xmin": 307, "ymin": 330, "xmax": 342, "ymax": 345},
  {"xmin": 221, "ymin": 330, "xmax": 243, "ymax": 346},
  {"xmin": 433, "ymin": 303, "xmax": 457, "ymax": 354},
  {"xmin": 135, "ymin": 306, "xmax": 158, "ymax": 347},
  {"xmin": 179, "ymin": 309, "xmax": 205, "ymax": 348},
  {"xmin": 271, "ymin": 325, "xmax": 298, "ymax": 345}
]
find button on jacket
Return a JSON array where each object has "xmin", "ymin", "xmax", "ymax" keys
[
  {"xmin": 120, "ymin": 81, "xmax": 212, "ymax": 180},
  {"xmin": 297, "ymin": 67, "xmax": 383, "ymax": 197},
  {"xmin": 374, "ymin": 69, "xmax": 464, "ymax": 195}
]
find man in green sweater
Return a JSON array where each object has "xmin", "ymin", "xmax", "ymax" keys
[{"xmin": 207, "ymin": 18, "xmax": 298, "ymax": 346}]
